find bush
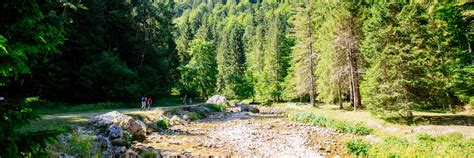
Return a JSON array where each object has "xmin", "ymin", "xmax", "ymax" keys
[
  {"xmin": 200, "ymin": 103, "xmax": 226, "ymax": 112},
  {"xmin": 156, "ymin": 118, "xmax": 170, "ymax": 129},
  {"xmin": 345, "ymin": 138, "xmax": 371, "ymax": 156},
  {"xmin": 289, "ymin": 113, "xmax": 373, "ymax": 135}
]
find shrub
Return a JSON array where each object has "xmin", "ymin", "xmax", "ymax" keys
[
  {"xmin": 289, "ymin": 113, "xmax": 373, "ymax": 135},
  {"xmin": 156, "ymin": 118, "xmax": 170, "ymax": 130},
  {"xmin": 345, "ymin": 138, "xmax": 371, "ymax": 156}
]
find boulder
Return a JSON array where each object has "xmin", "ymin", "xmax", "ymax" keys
[
  {"xmin": 106, "ymin": 124, "xmax": 123, "ymax": 139},
  {"xmin": 237, "ymin": 104, "xmax": 260, "ymax": 113},
  {"xmin": 88, "ymin": 111, "xmax": 147, "ymax": 136},
  {"xmin": 206, "ymin": 95, "xmax": 227, "ymax": 105}
]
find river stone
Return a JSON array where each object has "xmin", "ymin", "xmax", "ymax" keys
[
  {"xmin": 106, "ymin": 146, "xmax": 127, "ymax": 158},
  {"xmin": 107, "ymin": 124, "xmax": 123, "ymax": 139},
  {"xmin": 206, "ymin": 95, "xmax": 227, "ymax": 104},
  {"xmin": 170, "ymin": 115, "xmax": 182, "ymax": 125},
  {"xmin": 182, "ymin": 114, "xmax": 190, "ymax": 121},
  {"xmin": 88, "ymin": 111, "xmax": 147, "ymax": 137},
  {"xmin": 96, "ymin": 135, "xmax": 112, "ymax": 149}
]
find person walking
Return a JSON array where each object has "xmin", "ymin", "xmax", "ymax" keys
[
  {"xmin": 141, "ymin": 95, "xmax": 147, "ymax": 111},
  {"xmin": 146, "ymin": 97, "xmax": 153, "ymax": 110}
]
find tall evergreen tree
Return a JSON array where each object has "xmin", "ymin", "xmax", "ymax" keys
[{"xmin": 284, "ymin": 1, "xmax": 316, "ymax": 106}]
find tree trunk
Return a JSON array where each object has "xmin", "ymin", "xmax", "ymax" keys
[
  {"xmin": 349, "ymin": 73, "xmax": 354, "ymax": 108},
  {"xmin": 306, "ymin": 0, "xmax": 316, "ymax": 107},
  {"xmin": 347, "ymin": 17, "xmax": 361, "ymax": 110},
  {"xmin": 338, "ymin": 85, "xmax": 343, "ymax": 110},
  {"xmin": 446, "ymin": 92, "xmax": 454, "ymax": 114}
]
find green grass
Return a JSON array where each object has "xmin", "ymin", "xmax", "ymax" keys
[
  {"xmin": 345, "ymin": 133, "xmax": 474, "ymax": 157},
  {"xmin": 26, "ymin": 102, "xmax": 136, "ymax": 115},
  {"xmin": 17, "ymin": 117, "xmax": 88, "ymax": 133},
  {"xmin": 289, "ymin": 112, "xmax": 373, "ymax": 135}
]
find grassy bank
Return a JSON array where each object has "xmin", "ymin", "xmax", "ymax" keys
[
  {"xmin": 289, "ymin": 112, "xmax": 372, "ymax": 135},
  {"xmin": 284, "ymin": 103, "xmax": 474, "ymax": 157},
  {"xmin": 345, "ymin": 133, "xmax": 474, "ymax": 157}
]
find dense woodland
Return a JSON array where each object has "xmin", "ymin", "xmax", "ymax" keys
[
  {"xmin": 0, "ymin": 0, "xmax": 473, "ymax": 156},
  {"xmin": 1, "ymin": 0, "xmax": 473, "ymax": 115}
]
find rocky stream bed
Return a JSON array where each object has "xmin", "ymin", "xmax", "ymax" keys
[{"xmin": 56, "ymin": 103, "xmax": 350, "ymax": 157}]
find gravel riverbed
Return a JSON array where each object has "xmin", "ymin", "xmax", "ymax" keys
[{"xmin": 138, "ymin": 111, "xmax": 349, "ymax": 157}]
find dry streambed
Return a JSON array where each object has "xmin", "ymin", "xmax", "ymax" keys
[{"xmin": 138, "ymin": 108, "xmax": 348, "ymax": 157}]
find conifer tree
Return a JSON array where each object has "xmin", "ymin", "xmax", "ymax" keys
[{"xmin": 284, "ymin": 1, "xmax": 316, "ymax": 106}]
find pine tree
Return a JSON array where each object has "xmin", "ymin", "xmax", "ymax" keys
[
  {"xmin": 216, "ymin": 19, "xmax": 247, "ymax": 98},
  {"xmin": 284, "ymin": 1, "xmax": 316, "ymax": 106}
]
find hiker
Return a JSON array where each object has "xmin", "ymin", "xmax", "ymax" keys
[
  {"xmin": 141, "ymin": 95, "xmax": 147, "ymax": 110},
  {"xmin": 147, "ymin": 97, "xmax": 153, "ymax": 110}
]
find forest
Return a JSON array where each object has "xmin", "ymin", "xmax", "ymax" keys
[{"xmin": 0, "ymin": 0, "xmax": 473, "ymax": 157}]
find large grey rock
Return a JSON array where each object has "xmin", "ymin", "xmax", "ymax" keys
[
  {"xmin": 88, "ymin": 111, "xmax": 147, "ymax": 136},
  {"xmin": 237, "ymin": 104, "xmax": 260, "ymax": 113},
  {"xmin": 106, "ymin": 124, "xmax": 123, "ymax": 139},
  {"xmin": 206, "ymin": 95, "xmax": 227, "ymax": 104}
]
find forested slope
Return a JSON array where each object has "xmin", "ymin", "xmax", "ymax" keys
[
  {"xmin": 1, "ymin": 0, "xmax": 472, "ymax": 116},
  {"xmin": 173, "ymin": 0, "xmax": 473, "ymax": 117}
]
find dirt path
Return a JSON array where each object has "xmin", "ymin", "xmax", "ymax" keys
[{"xmin": 136, "ymin": 112, "xmax": 348, "ymax": 157}]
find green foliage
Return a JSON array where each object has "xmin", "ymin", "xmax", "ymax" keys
[
  {"xmin": 78, "ymin": 51, "xmax": 138, "ymax": 101},
  {"xmin": 283, "ymin": 3, "xmax": 316, "ymax": 101},
  {"xmin": 361, "ymin": 2, "xmax": 472, "ymax": 116},
  {"xmin": 178, "ymin": 39, "xmax": 217, "ymax": 99},
  {"xmin": 345, "ymin": 138, "xmax": 371, "ymax": 156},
  {"xmin": 0, "ymin": 103, "xmax": 62, "ymax": 157},
  {"xmin": 156, "ymin": 118, "xmax": 171, "ymax": 130},
  {"xmin": 200, "ymin": 103, "xmax": 227, "ymax": 112},
  {"xmin": 289, "ymin": 112, "xmax": 372, "ymax": 135},
  {"xmin": 0, "ymin": 0, "xmax": 64, "ymax": 85},
  {"xmin": 3, "ymin": 0, "xmax": 179, "ymax": 103}
]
